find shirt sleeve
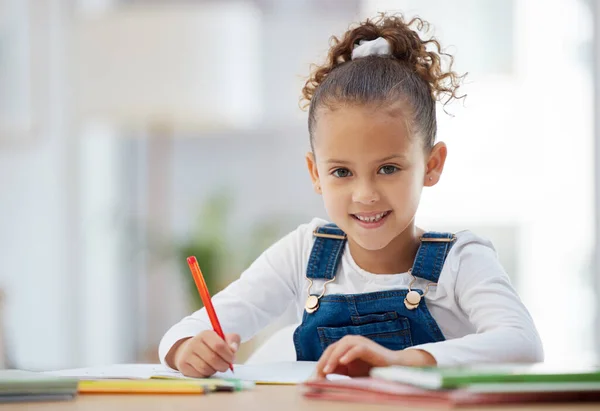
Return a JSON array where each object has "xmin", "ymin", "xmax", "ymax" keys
[
  {"xmin": 408, "ymin": 237, "xmax": 544, "ymax": 366},
  {"xmin": 158, "ymin": 222, "xmax": 309, "ymax": 367}
]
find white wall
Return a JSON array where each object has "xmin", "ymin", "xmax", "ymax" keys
[{"xmin": 0, "ymin": 0, "xmax": 79, "ymax": 370}]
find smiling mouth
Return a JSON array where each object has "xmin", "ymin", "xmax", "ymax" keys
[{"xmin": 352, "ymin": 211, "xmax": 391, "ymax": 223}]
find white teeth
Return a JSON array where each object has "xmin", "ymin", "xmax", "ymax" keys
[{"xmin": 355, "ymin": 212, "xmax": 388, "ymax": 223}]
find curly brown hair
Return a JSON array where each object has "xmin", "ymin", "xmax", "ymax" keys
[{"xmin": 302, "ymin": 13, "xmax": 466, "ymax": 150}]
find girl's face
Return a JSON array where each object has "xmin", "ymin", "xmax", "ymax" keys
[{"xmin": 307, "ymin": 104, "xmax": 446, "ymax": 252}]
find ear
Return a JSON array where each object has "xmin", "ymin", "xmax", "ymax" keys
[
  {"xmin": 424, "ymin": 142, "xmax": 447, "ymax": 187},
  {"xmin": 305, "ymin": 152, "xmax": 322, "ymax": 194}
]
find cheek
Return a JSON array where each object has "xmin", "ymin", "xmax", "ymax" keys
[
  {"xmin": 405, "ymin": 165, "xmax": 425, "ymax": 189},
  {"xmin": 321, "ymin": 184, "xmax": 349, "ymax": 212},
  {"xmin": 407, "ymin": 175, "xmax": 423, "ymax": 197},
  {"xmin": 389, "ymin": 172, "xmax": 424, "ymax": 207}
]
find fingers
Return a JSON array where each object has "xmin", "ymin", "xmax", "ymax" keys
[
  {"xmin": 203, "ymin": 332, "xmax": 234, "ymax": 362},
  {"xmin": 201, "ymin": 340, "xmax": 233, "ymax": 372},
  {"xmin": 314, "ymin": 335, "xmax": 389, "ymax": 379},
  {"xmin": 175, "ymin": 331, "xmax": 240, "ymax": 377},
  {"xmin": 314, "ymin": 343, "xmax": 336, "ymax": 379},
  {"xmin": 322, "ymin": 339, "xmax": 355, "ymax": 374},
  {"xmin": 315, "ymin": 339, "xmax": 354, "ymax": 379},
  {"xmin": 340, "ymin": 337, "xmax": 395, "ymax": 369},
  {"xmin": 225, "ymin": 333, "xmax": 241, "ymax": 353},
  {"xmin": 339, "ymin": 344, "xmax": 370, "ymax": 365},
  {"xmin": 179, "ymin": 353, "xmax": 216, "ymax": 377}
]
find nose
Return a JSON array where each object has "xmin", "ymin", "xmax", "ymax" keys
[{"xmin": 352, "ymin": 179, "xmax": 380, "ymax": 205}]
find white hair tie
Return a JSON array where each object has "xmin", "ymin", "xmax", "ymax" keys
[{"xmin": 351, "ymin": 37, "xmax": 392, "ymax": 60}]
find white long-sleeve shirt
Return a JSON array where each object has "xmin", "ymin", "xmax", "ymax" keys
[{"xmin": 159, "ymin": 218, "xmax": 543, "ymax": 367}]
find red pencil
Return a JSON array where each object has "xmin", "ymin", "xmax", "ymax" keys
[{"xmin": 186, "ymin": 256, "xmax": 234, "ymax": 372}]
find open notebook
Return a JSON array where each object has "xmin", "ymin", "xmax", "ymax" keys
[{"xmin": 45, "ymin": 362, "xmax": 348, "ymax": 385}]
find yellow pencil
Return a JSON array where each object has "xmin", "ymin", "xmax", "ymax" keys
[
  {"xmin": 151, "ymin": 375, "xmax": 255, "ymax": 391},
  {"xmin": 78, "ymin": 379, "xmax": 206, "ymax": 394}
]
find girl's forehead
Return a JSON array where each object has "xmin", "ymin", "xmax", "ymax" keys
[{"xmin": 313, "ymin": 106, "xmax": 416, "ymax": 157}]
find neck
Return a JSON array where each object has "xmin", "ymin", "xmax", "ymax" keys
[{"xmin": 348, "ymin": 222, "xmax": 423, "ymax": 274}]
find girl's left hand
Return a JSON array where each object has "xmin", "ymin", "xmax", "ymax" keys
[{"xmin": 313, "ymin": 335, "xmax": 436, "ymax": 379}]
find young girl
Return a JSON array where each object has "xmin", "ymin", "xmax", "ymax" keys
[{"xmin": 159, "ymin": 14, "xmax": 543, "ymax": 379}]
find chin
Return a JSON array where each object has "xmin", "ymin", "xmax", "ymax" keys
[{"xmin": 352, "ymin": 236, "xmax": 393, "ymax": 251}]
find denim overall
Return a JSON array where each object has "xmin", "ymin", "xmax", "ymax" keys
[{"xmin": 293, "ymin": 224, "xmax": 456, "ymax": 361}]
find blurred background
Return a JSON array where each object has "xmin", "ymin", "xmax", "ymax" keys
[{"xmin": 0, "ymin": 0, "xmax": 597, "ymax": 371}]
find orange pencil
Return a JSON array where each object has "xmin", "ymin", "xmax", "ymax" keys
[{"xmin": 187, "ymin": 256, "xmax": 234, "ymax": 372}]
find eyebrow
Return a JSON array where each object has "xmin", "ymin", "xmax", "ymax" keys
[{"xmin": 324, "ymin": 154, "xmax": 407, "ymax": 164}]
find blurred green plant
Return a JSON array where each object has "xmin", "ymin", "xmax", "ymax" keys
[
  {"xmin": 240, "ymin": 217, "xmax": 289, "ymax": 270},
  {"xmin": 175, "ymin": 190, "xmax": 232, "ymax": 310},
  {"xmin": 173, "ymin": 190, "xmax": 296, "ymax": 312}
]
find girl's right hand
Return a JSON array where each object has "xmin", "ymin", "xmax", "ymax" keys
[{"xmin": 170, "ymin": 330, "xmax": 240, "ymax": 377}]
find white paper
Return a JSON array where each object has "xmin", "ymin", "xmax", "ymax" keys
[
  {"xmin": 219, "ymin": 361, "xmax": 320, "ymax": 383},
  {"xmin": 44, "ymin": 362, "xmax": 348, "ymax": 384},
  {"xmin": 43, "ymin": 364, "xmax": 168, "ymax": 380},
  {"xmin": 154, "ymin": 361, "xmax": 334, "ymax": 384}
]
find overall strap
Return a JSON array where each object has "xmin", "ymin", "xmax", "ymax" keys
[
  {"xmin": 306, "ymin": 224, "xmax": 347, "ymax": 280},
  {"xmin": 411, "ymin": 232, "xmax": 456, "ymax": 283}
]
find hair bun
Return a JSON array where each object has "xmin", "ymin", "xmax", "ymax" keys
[{"xmin": 302, "ymin": 13, "xmax": 465, "ymax": 108}]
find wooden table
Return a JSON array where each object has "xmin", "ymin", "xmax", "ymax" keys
[{"xmin": 2, "ymin": 386, "xmax": 600, "ymax": 410}]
